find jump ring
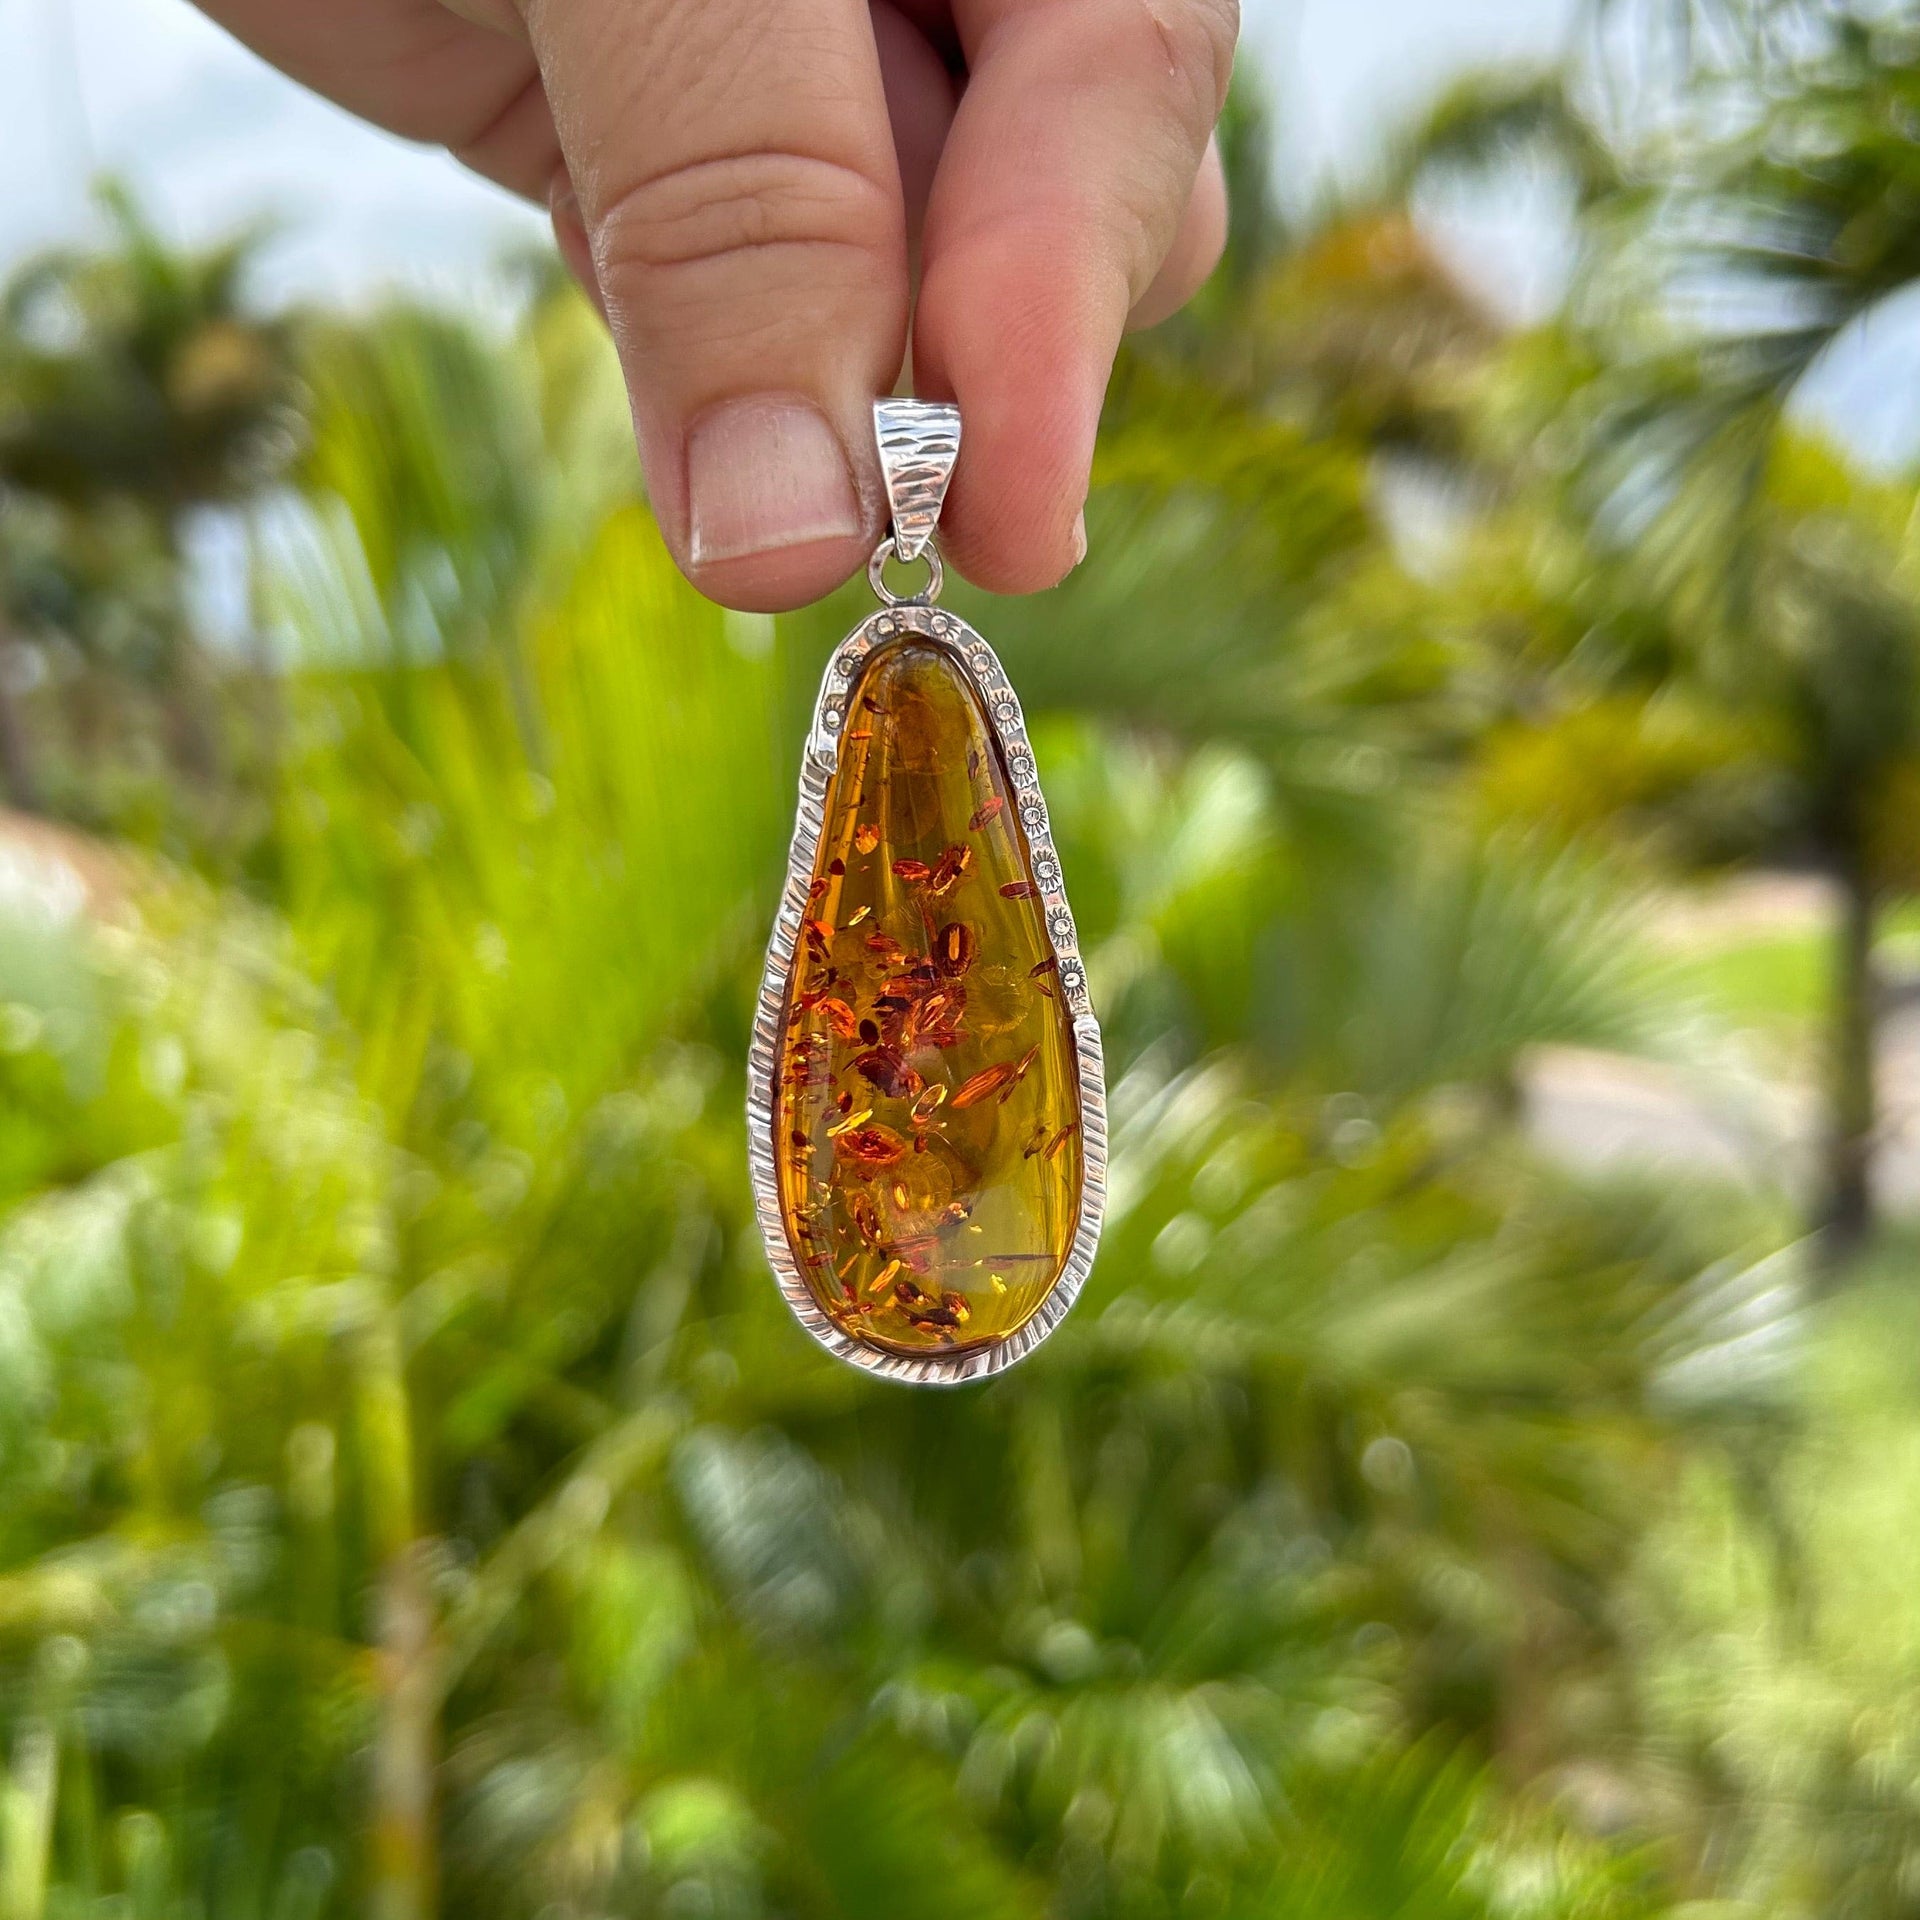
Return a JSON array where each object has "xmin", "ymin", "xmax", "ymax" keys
[{"xmin": 868, "ymin": 535, "xmax": 943, "ymax": 607}]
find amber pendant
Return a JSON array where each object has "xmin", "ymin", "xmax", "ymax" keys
[{"xmin": 747, "ymin": 401, "xmax": 1106, "ymax": 1384}]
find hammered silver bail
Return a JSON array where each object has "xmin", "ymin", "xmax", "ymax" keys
[{"xmin": 873, "ymin": 399, "xmax": 961, "ymax": 564}]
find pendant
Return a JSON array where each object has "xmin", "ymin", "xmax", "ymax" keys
[{"xmin": 746, "ymin": 400, "xmax": 1107, "ymax": 1384}]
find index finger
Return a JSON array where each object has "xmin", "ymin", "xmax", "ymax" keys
[{"xmin": 914, "ymin": 0, "xmax": 1238, "ymax": 591}]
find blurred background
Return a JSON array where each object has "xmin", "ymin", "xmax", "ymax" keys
[{"xmin": 9, "ymin": 0, "xmax": 1920, "ymax": 1915}]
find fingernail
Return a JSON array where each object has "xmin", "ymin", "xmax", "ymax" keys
[
  {"xmin": 686, "ymin": 397, "xmax": 863, "ymax": 568},
  {"xmin": 1070, "ymin": 510, "xmax": 1088, "ymax": 570}
]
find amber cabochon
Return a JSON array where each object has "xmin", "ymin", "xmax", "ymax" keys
[{"xmin": 769, "ymin": 638, "xmax": 1086, "ymax": 1359}]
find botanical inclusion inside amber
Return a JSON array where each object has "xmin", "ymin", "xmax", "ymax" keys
[{"xmin": 772, "ymin": 640, "xmax": 1084, "ymax": 1358}]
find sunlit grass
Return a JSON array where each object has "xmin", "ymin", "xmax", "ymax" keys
[{"xmin": 1654, "ymin": 893, "xmax": 1920, "ymax": 1051}]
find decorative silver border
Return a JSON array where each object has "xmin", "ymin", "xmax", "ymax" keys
[{"xmin": 746, "ymin": 602, "xmax": 1107, "ymax": 1386}]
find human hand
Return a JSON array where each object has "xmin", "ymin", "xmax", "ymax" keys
[{"xmin": 193, "ymin": 0, "xmax": 1235, "ymax": 610}]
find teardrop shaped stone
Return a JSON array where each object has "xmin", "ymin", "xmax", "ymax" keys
[{"xmin": 772, "ymin": 639, "xmax": 1085, "ymax": 1358}]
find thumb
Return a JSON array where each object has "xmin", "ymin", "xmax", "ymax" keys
[{"xmin": 523, "ymin": 0, "xmax": 909, "ymax": 610}]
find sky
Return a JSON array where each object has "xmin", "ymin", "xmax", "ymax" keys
[
  {"xmin": 1, "ymin": 0, "xmax": 1916, "ymax": 464},
  {"xmin": 0, "ymin": 0, "xmax": 1581, "ymax": 298}
]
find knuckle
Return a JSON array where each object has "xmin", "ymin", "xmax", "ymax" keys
[{"xmin": 593, "ymin": 148, "xmax": 894, "ymax": 282}]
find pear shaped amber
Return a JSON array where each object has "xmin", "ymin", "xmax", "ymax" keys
[{"xmin": 772, "ymin": 639, "xmax": 1085, "ymax": 1358}]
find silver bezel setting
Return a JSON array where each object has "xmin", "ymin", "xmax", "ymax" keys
[{"xmin": 745, "ymin": 603, "xmax": 1107, "ymax": 1386}]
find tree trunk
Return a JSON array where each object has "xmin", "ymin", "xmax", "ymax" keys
[
  {"xmin": 370, "ymin": 1542, "xmax": 438, "ymax": 1920},
  {"xmin": 0, "ymin": 1722, "xmax": 56, "ymax": 1920},
  {"xmin": 357, "ymin": 1317, "xmax": 438, "ymax": 1920},
  {"xmin": 1818, "ymin": 848, "xmax": 1878, "ymax": 1269},
  {"xmin": 0, "ymin": 632, "xmax": 43, "ymax": 814}
]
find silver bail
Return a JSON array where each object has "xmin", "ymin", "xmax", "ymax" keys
[{"xmin": 873, "ymin": 399, "xmax": 961, "ymax": 564}]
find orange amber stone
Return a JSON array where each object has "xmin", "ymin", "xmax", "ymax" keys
[{"xmin": 772, "ymin": 640, "xmax": 1085, "ymax": 1357}]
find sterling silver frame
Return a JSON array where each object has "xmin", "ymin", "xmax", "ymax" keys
[{"xmin": 745, "ymin": 596, "xmax": 1107, "ymax": 1386}]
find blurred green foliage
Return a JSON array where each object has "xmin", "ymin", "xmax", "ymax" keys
[{"xmin": 7, "ymin": 6, "xmax": 1920, "ymax": 1917}]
